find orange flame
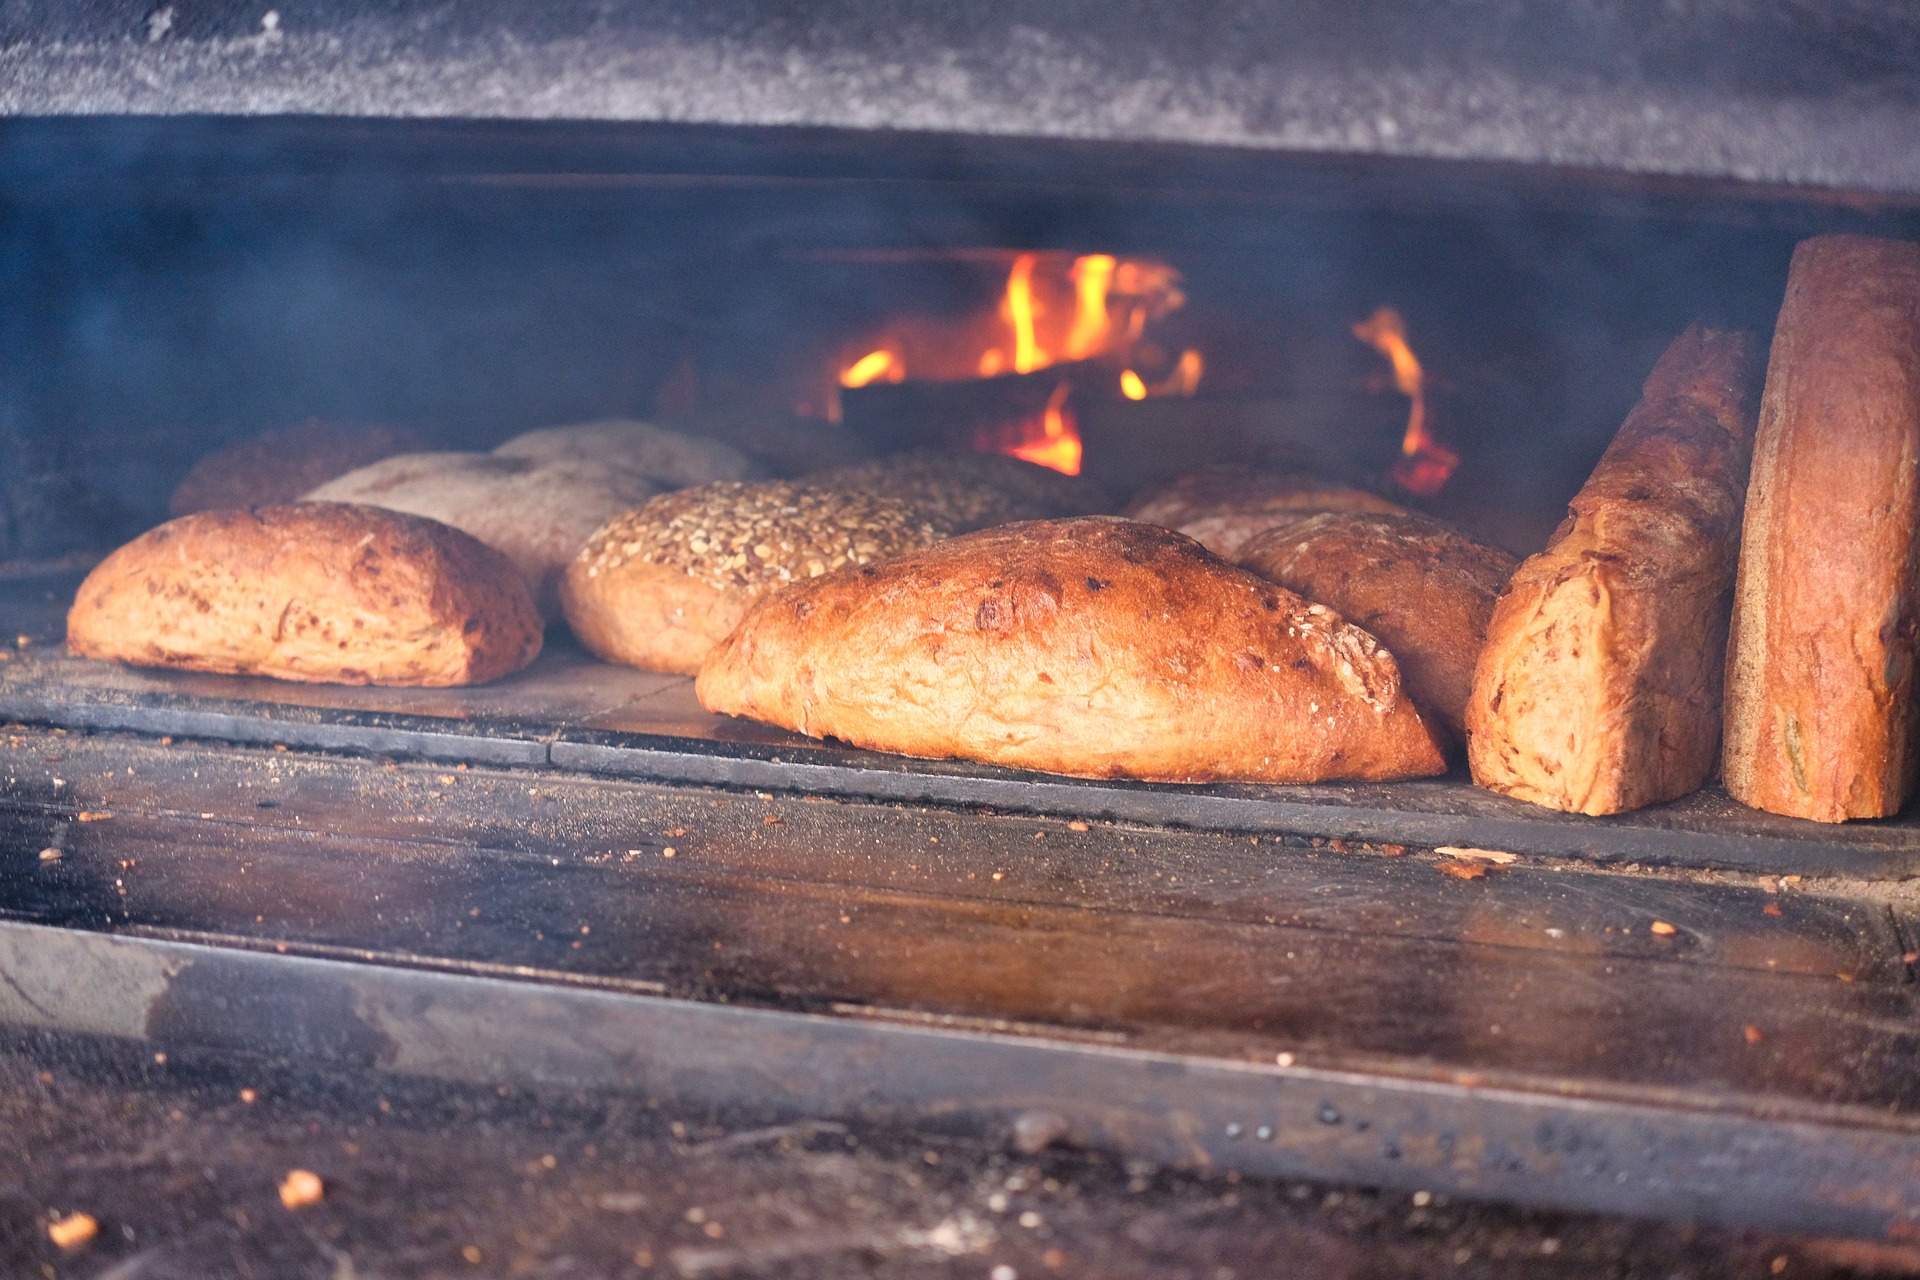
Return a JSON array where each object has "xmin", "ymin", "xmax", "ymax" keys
[
  {"xmin": 1005, "ymin": 382, "xmax": 1082, "ymax": 475},
  {"xmin": 1352, "ymin": 306, "xmax": 1458, "ymax": 496},
  {"xmin": 831, "ymin": 250, "xmax": 1194, "ymax": 474}
]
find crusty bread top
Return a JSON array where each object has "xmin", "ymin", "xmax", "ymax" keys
[
  {"xmin": 1122, "ymin": 466, "xmax": 1406, "ymax": 529},
  {"xmin": 1238, "ymin": 510, "xmax": 1517, "ymax": 737},
  {"xmin": 572, "ymin": 480, "xmax": 948, "ymax": 594},
  {"xmin": 68, "ymin": 503, "xmax": 542, "ymax": 686},
  {"xmin": 492, "ymin": 419, "xmax": 766, "ymax": 486},
  {"xmin": 827, "ymin": 451, "xmax": 1114, "ymax": 532},
  {"xmin": 697, "ymin": 517, "xmax": 1446, "ymax": 784},
  {"xmin": 169, "ymin": 420, "xmax": 422, "ymax": 517}
]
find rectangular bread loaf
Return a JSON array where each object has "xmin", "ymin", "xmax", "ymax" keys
[
  {"xmin": 1723, "ymin": 234, "xmax": 1920, "ymax": 822},
  {"xmin": 1466, "ymin": 325, "xmax": 1759, "ymax": 814}
]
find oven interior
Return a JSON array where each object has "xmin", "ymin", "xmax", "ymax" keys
[{"xmin": 4, "ymin": 115, "xmax": 1920, "ymax": 1240}]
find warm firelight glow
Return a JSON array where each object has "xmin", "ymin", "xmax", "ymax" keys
[
  {"xmin": 830, "ymin": 250, "xmax": 1194, "ymax": 474},
  {"xmin": 1352, "ymin": 306, "xmax": 1458, "ymax": 496},
  {"xmin": 839, "ymin": 348, "xmax": 902, "ymax": 388},
  {"xmin": 1006, "ymin": 382, "xmax": 1082, "ymax": 475}
]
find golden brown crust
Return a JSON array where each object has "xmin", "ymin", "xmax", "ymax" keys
[
  {"xmin": 67, "ymin": 504, "xmax": 542, "ymax": 686},
  {"xmin": 1237, "ymin": 511, "xmax": 1517, "ymax": 741},
  {"xmin": 168, "ymin": 421, "xmax": 422, "ymax": 517},
  {"xmin": 560, "ymin": 481, "xmax": 948, "ymax": 674},
  {"xmin": 827, "ymin": 451, "xmax": 1113, "ymax": 532},
  {"xmin": 1467, "ymin": 325, "xmax": 1760, "ymax": 815},
  {"xmin": 697, "ymin": 517, "xmax": 1446, "ymax": 783},
  {"xmin": 1724, "ymin": 235, "xmax": 1920, "ymax": 822},
  {"xmin": 1121, "ymin": 467, "xmax": 1409, "ymax": 558}
]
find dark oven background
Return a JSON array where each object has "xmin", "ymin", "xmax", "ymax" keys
[{"xmin": 4, "ymin": 117, "xmax": 1912, "ymax": 566}]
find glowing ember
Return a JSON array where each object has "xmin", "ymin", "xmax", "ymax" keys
[
  {"xmin": 1352, "ymin": 306, "xmax": 1458, "ymax": 496},
  {"xmin": 1006, "ymin": 382, "xmax": 1082, "ymax": 475},
  {"xmin": 840, "ymin": 349, "xmax": 902, "ymax": 388},
  {"xmin": 1119, "ymin": 369, "xmax": 1148, "ymax": 400}
]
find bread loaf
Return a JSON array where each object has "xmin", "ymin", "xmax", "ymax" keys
[
  {"xmin": 561, "ymin": 480, "xmax": 948, "ymax": 674},
  {"xmin": 697, "ymin": 518, "xmax": 1446, "ymax": 783},
  {"xmin": 67, "ymin": 504, "xmax": 541, "ymax": 686},
  {"xmin": 169, "ymin": 420, "xmax": 422, "ymax": 517},
  {"xmin": 827, "ymin": 451, "xmax": 1113, "ymax": 532},
  {"xmin": 1237, "ymin": 511, "xmax": 1517, "ymax": 741},
  {"xmin": 1122, "ymin": 467, "xmax": 1408, "ymax": 558},
  {"xmin": 1467, "ymin": 325, "xmax": 1760, "ymax": 815},
  {"xmin": 491, "ymin": 419, "xmax": 766, "ymax": 486},
  {"xmin": 304, "ymin": 453, "xmax": 659, "ymax": 618},
  {"xmin": 1724, "ymin": 235, "xmax": 1920, "ymax": 822}
]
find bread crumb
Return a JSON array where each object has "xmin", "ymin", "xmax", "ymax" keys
[
  {"xmin": 279, "ymin": 1169, "xmax": 324, "ymax": 1209},
  {"xmin": 1434, "ymin": 846, "xmax": 1517, "ymax": 864},
  {"xmin": 1435, "ymin": 859, "xmax": 1487, "ymax": 880},
  {"xmin": 1067, "ymin": 821, "xmax": 1089, "ymax": 832},
  {"xmin": 47, "ymin": 1212, "xmax": 97, "ymax": 1249},
  {"xmin": 1649, "ymin": 920, "xmax": 1678, "ymax": 935}
]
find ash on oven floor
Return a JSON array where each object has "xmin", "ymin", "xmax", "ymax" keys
[{"xmin": 0, "ymin": 1032, "xmax": 1906, "ymax": 1280}]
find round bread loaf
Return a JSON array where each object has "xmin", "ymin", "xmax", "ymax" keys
[
  {"xmin": 826, "ymin": 451, "xmax": 1113, "ymax": 533},
  {"xmin": 169, "ymin": 420, "xmax": 422, "ymax": 517},
  {"xmin": 697, "ymin": 517, "xmax": 1445, "ymax": 783},
  {"xmin": 1123, "ymin": 466, "xmax": 1408, "ymax": 558},
  {"xmin": 304, "ymin": 452, "xmax": 659, "ymax": 619},
  {"xmin": 68, "ymin": 504, "xmax": 541, "ymax": 686},
  {"xmin": 1237, "ymin": 511, "xmax": 1517, "ymax": 740},
  {"xmin": 562, "ymin": 480, "xmax": 948, "ymax": 674},
  {"xmin": 492, "ymin": 419, "xmax": 766, "ymax": 487}
]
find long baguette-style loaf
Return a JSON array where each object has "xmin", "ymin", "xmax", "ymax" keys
[
  {"xmin": 1466, "ymin": 325, "xmax": 1759, "ymax": 814},
  {"xmin": 1724, "ymin": 234, "xmax": 1920, "ymax": 822}
]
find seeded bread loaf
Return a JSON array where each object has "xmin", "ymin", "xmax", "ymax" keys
[
  {"xmin": 1237, "ymin": 511, "xmax": 1517, "ymax": 741},
  {"xmin": 827, "ymin": 451, "xmax": 1113, "ymax": 533},
  {"xmin": 491, "ymin": 419, "xmax": 767, "ymax": 486},
  {"xmin": 561, "ymin": 480, "xmax": 948, "ymax": 674},
  {"xmin": 67, "ymin": 504, "xmax": 541, "ymax": 686},
  {"xmin": 1122, "ymin": 466, "xmax": 1409, "ymax": 558},
  {"xmin": 304, "ymin": 452, "xmax": 659, "ymax": 619},
  {"xmin": 1467, "ymin": 325, "xmax": 1760, "ymax": 815},
  {"xmin": 697, "ymin": 518, "xmax": 1446, "ymax": 783},
  {"xmin": 169, "ymin": 420, "xmax": 422, "ymax": 517},
  {"xmin": 1724, "ymin": 236, "xmax": 1920, "ymax": 822}
]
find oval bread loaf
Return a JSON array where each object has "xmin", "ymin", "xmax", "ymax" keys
[
  {"xmin": 304, "ymin": 452, "xmax": 659, "ymax": 618},
  {"xmin": 492, "ymin": 419, "xmax": 766, "ymax": 486},
  {"xmin": 561, "ymin": 480, "xmax": 948, "ymax": 674},
  {"xmin": 169, "ymin": 420, "xmax": 423, "ymax": 517},
  {"xmin": 67, "ymin": 504, "xmax": 542, "ymax": 686},
  {"xmin": 697, "ymin": 517, "xmax": 1447, "ymax": 783},
  {"xmin": 1237, "ymin": 511, "xmax": 1516, "ymax": 741},
  {"xmin": 1123, "ymin": 466, "xmax": 1408, "ymax": 558}
]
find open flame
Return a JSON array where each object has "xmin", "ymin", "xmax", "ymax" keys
[
  {"xmin": 1352, "ymin": 306, "xmax": 1458, "ymax": 497},
  {"xmin": 832, "ymin": 251, "xmax": 1197, "ymax": 474}
]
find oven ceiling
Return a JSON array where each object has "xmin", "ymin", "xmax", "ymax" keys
[{"xmin": 2, "ymin": 1, "xmax": 1918, "ymax": 198}]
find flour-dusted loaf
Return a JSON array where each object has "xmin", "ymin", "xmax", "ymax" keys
[
  {"xmin": 1724, "ymin": 236, "xmax": 1920, "ymax": 822},
  {"xmin": 828, "ymin": 451, "xmax": 1113, "ymax": 533},
  {"xmin": 697, "ymin": 518, "xmax": 1447, "ymax": 783},
  {"xmin": 1122, "ymin": 466, "xmax": 1409, "ymax": 558},
  {"xmin": 1467, "ymin": 325, "xmax": 1760, "ymax": 815},
  {"xmin": 169, "ymin": 420, "xmax": 422, "ymax": 517},
  {"xmin": 492, "ymin": 419, "xmax": 766, "ymax": 487},
  {"xmin": 67, "ymin": 504, "xmax": 541, "ymax": 686},
  {"xmin": 304, "ymin": 452, "xmax": 659, "ymax": 618},
  {"xmin": 1237, "ymin": 511, "xmax": 1517, "ymax": 741},
  {"xmin": 561, "ymin": 480, "xmax": 948, "ymax": 674}
]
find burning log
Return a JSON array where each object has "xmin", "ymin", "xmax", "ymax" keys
[{"xmin": 841, "ymin": 369, "xmax": 1408, "ymax": 500}]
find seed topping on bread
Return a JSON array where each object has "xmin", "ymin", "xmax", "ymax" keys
[{"xmin": 578, "ymin": 481, "xmax": 947, "ymax": 592}]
